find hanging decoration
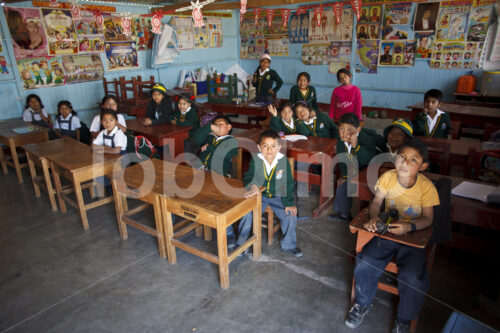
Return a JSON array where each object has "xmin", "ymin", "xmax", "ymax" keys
[
  {"xmin": 332, "ymin": 2, "xmax": 343, "ymax": 25},
  {"xmin": 151, "ymin": 13, "xmax": 163, "ymax": 34},
  {"xmin": 93, "ymin": 11, "xmax": 104, "ymax": 26},
  {"xmin": 49, "ymin": 0, "xmax": 59, "ymax": 7},
  {"xmin": 192, "ymin": 6, "xmax": 204, "ymax": 28},
  {"xmin": 121, "ymin": 15, "xmax": 132, "ymax": 36},
  {"xmin": 254, "ymin": 8, "xmax": 261, "ymax": 26},
  {"xmin": 297, "ymin": 8, "xmax": 307, "ymax": 16},
  {"xmin": 350, "ymin": 0, "xmax": 362, "ymax": 21},
  {"xmin": 266, "ymin": 9, "xmax": 274, "ymax": 29},
  {"xmin": 71, "ymin": 2, "xmax": 81, "ymax": 21},
  {"xmin": 240, "ymin": 0, "xmax": 247, "ymax": 17},
  {"xmin": 175, "ymin": 0, "xmax": 216, "ymax": 28},
  {"xmin": 281, "ymin": 9, "xmax": 291, "ymax": 28},
  {"xmin": 313, "ymin": 6, "xmax": 323, "ymax": 27}
]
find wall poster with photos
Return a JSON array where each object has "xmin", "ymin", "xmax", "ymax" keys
[
  {"xmin": 430, "ymin": 41, "xmax": 482, "ymax": 69},
  {"xmin": 75, "ymin": 10, "xmax": 105, "ymax": 53},
  {"xmin": 302, "ymin": 43, "xmax": 329, "ymax": 65},
  {"xmin": 435, "ymin": 1, "xmax": 471, "ymax": 41},
  {"xmin": 358, "ymin": 5, "xmax": 382, "ymax": 40},
  {"xmin": 288, "ymin": 12, "xmax": 309, "ymax": 43},
  {"xmin": 308, "ymin": 8, "xmax": 353, "ymax": 42},
  {"xmin": 467, "ymin": 0, "xmax": 493, "ymax": 42},
  {"xmin": 378, "ymin": 40, "xmax": 416, "ymax": 66},
  {"xmin": 415, "ymin": 31, "xmax": 435, "ymax": 58},
  {"xmin": 41, "ymin": 8, "xmax": 78, "ymax": 55},
  {"xmin": 17, "ymin": 56, "xmax": 65, "ymax": 89},
  {"xmin": 62, "ymin": 54, "xmax": 104, "ymax": 84},
  {"xmin": 382, "ymin": 3, "xmax": 412, "ymax": 40},
  {"xmin": 356, "ymin": 39, "xmax": 380, "ymax": 73}
]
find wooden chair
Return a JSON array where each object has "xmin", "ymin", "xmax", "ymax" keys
[
  {"xmin": 425, "ymin": 140, "xmax": 451, "ymax": 175},
  {"xmin": 482, "ymin": 124, "xmax": 500, "ymax": 141},
  {"xmin": 119, "ymin": 75, "xmax": 155, "ymax": 106},
  {"xmin": 449, "ymin": 120, "xmax": 461, "ymax": 140},
  {"xmin": 102, "ymin": 77, "xmax": 120, "ymax": 99},
  {"xmin": 464, "ymin": 147, "xmax": 483, "ymax": 180}
]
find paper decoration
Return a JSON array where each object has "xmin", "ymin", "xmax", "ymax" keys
[
  {"xmin": 4, "ymin": 7, "xmax": 48, "ymax": 59},
  {"xmin": 297, "ymin": 8, "xmax": 307, "ymax": 16},
  {"xmin": 122, "ymin": 16, "xmax": 132, "ymax": 36},
  {"xmin": 254, "ymin": 8, "xmax": 261, "ymax": 26},
  {"xmin": 240, "ymin": 0, "xmax": 247, "ymax": 16},
  {"xmin": 50, "ymin": 0, "xmax": 59, "ymax": 7},
  {"xmin": 104, "ymin": 41, "xmax": 138, "ymax": 71},
  {"xmin": 95, "ymin": 13, "xmax": 103, "ymax": 25},
  {"xmin": 266, "ymin": 9, "xmax": 275, "ymax": 29},
  {"xmin": 41, "ymin": 8, "xmax": 79, "ymax": 55},
  {"xmin": 332, "ymin": 2, "xmax": 343, "ymax": 25},
  {"xmin": 379, "ymin": 40, "xmax": 416, "ymax": 66},
  {"xmin": 192, "ymin": 7, "xmax": 204, "ymax": 28},
  {"xmin": 351, "ymin": 0, "xmax": 362, "ymax": 21},
  {"xmin": 281, "ymin": 9, "xmax": 291, "ymax": 28},
  {"xmin": 70, "ymin": 3, "xmax": 81, "ymax": 21},
  {"xmin": 313, "ymin": 6, "xmax": 323, "ymax": 27},
  {"xmin": 152, "ymin": 14, "xmax": 162, "ymax": 34},
  {"xmin": 61, "ymin": 54, "xmax": 103, "ymax": 83},
  {"xmin": 17, "ymin": 56, "xmax": 66, "ymax": 89}
]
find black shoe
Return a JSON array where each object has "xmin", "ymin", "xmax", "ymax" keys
[
  {"xmin": 282, "ymin": 247, "xmax": 303, "ymax": 258},
  {"xmin": 328, "ymin": 214, "xmax": 350, "ymax": 222},
  {"xmin": 392, "ymin": 320, "xmax": 410, "ymax": 333},
  {"xmin": 345, "ymin": 303, "xmax": 372, "ymax": 329}
]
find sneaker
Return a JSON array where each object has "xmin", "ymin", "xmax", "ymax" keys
[
  {"xmin": 328, "ymin": 214, "xmax": 350, "ymax": 222},
  {"xmin": 238, "ymin": 248, "xmax": 251, "ymax": 258},
  {"xmin": 392, "ymin": 320, "xmax": 410, "ymax": 333},
  {"xmin": 282, "ymin": 247, "xmax": 303, "ymax": 258},
  {"xmin": 345, "ymin": 303, "xmax": 372, "ymax": 329}
]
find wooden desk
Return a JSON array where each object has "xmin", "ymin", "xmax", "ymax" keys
[
  {"xmin": 408, "ymin": 103, "xmax": 500, "ymax": 127},
  {"xmin": 0, "ymin": 119, "xmax": 49, "ymax": 183},
  {"xmin": 126, "ymin": 119, "xmax": 191, "ymax": 158},
  {"xmin": 235, "ymin": 128, "xmax": 337, "ymax": 217},
  {"xmin": 415, "ymin": 136, "xmax": 482, "ymax": 167},
  {"xmin": 160, "ymin": 162, "xmax": 260, "ymax": 289},
  {"xmin": 202, "ymin": 102, "xmax": 269, "ymax": 129},
  {"xmin": 22, "ymin": 138, "xmax": 86, "ymax": 211},
  {"xmin": 47, "ymin": 142, "xmax": 123, "ymax": 230}
]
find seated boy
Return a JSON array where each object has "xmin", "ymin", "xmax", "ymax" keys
[
  {"xmin": 294, "ymin": 101, "xmax": 339, "ymax": 139},
  {"xmin": 412, "ymin": 89, "xmax": 451, "ymax": 138},
  {"xmin": 191, "ymin": 115, "xmax": 237, "ymax": 177},
  {"xmin": 383, "ymin": 118, "xmax": 413, "ymax": 161},
  {"xmin": 329, "ymin": 113, "xmax": 379, "ymax": 222},
  {"xmin": 345, "ymin": 140, "xmax": 440, "ymax": 333},
  {"xmin": 230, "ymin": 129, "xmax": 302, "ymax": 258}
]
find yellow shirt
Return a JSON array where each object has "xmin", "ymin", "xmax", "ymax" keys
[{"xmin": 375, "ymin": 170, "xmax": 440, "ymax": 222}]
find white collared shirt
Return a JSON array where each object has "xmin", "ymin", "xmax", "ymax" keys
[
  {"xmin": 257, "ymin": 152, "xmax": 285, "ymax": 175},
  {"xmin": 426, "ymin": 109, "xmax": 444, "ymax": 134},
  {"xmin": 180, "ymin": 106, "xmax": 191, "ymax": 115},
  {"xmin": 344, "ymin": 142, "xmax": 353, "ymax": 154},
  {"xmin": 23, "ymin": 107, "xmax": 49, "ymax": 121},
  {"xmin": 54, "ymin": 114, "xmax": 81, "ymax": 130},
  {"xmin": 90, "ymin": 113, "xmax": 127, "ymax": 132},
  {"xmin": 386, "ymin": 142, "xmax": 398, "ymax": 158},
  {"xmin": 259, "ymin": 68, "xmax": 270, "ymax": 76},
  {"xmin": 282, "ymin": 118, "xmax": 294, "ymax": 129},
  {"xmin": 304, "ymin": 117, "xmax": 317, "ymax": 126},
  {"xmin": 93, "ymin": 126, "xmax": 127, "ymax": 150}
]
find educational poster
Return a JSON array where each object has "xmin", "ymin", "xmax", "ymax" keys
[
  {"xmin": 240, "ymin": 16, "xmax": 254, "ymax": 38},
  {"xmin": 193, "ymin": 18, "xmax": 210, "ymax": 48},
  {"xmin": 206, "ymin": 18, "xmax": 223, "ymax": 48},
  {"xmin": 309, "ymin": 8, "xmax": 353, "ymax": 42},
  {"xmin": 104, "ymin": 41, "xmax": 138, "ymax": 71},
  {"xmin": 17, "ymin": 56, "xmax": 65, "ymax": 89},
  {"xmin": 329, "ymin": 61, "xmax": 350, "ymax": 74},
  {"xmin": 171, "ymin": 17, "xmax": 194, "ymax": 50},
  {"xmin": 415, "ymin": 32, "xmax": 434, "ymax": 58},
  {"xmin": 413, "ymin": 2, "xmax": 440, "ymax": 32},
  {"xmin": 378, "ymin": 40, "xmax": 416, "ymax": 66},
  {"xmin": 103, "ymin": 15, "xmax": 131, "ymax": 42},
  {"xmin": 382, "ymin": 24, "xmax": 409, "ymax": 40},
  {"xmin": 41, "ymin": 8, "xmax": 78, "ymax": 55},
  {"xmin": 75, "ymin": 10, "xmax": 105, "ymax": 53},
  {"xmin": 467, "ymin": 3, "xmax": 492, "ymax": 42},
  {"xmin": 288, "ymin": 12, "xmax": 309, "ymax": 43},
  {"xmin": 435, "ymin": 1, "xmax": 472, "ymax": 41},
  {"xmin": 240, "ymin": 36, "xmax": 266, "ymax": 60},
  {"xmin": 356, "ymin": 39, "xmax": 379, "ymax": 73},
  {"xmin": 430, "ymin": 41, "xmax": 478, "ymax": 69},
  {"xmin": 267, "ymin": 37, "xmax": 289, "ymax": 57},
  {"xmin": 302, "ymin": 43, "xmax": 329, "ymax": 65},
  {"xmin": 357, "ymin": 24, "xmax": 380, "ymax": 40},
  {"xmin": 328, "ymin": 41, "xmax": 351, "ymax": 74},
  {"xmin": 141, "ymin": 17, "xmax": 154, "ymax": 49},
  {"xmin": 0, "ymin": 55, "xmax": 10, "ymax": 75},
  {"xmin": 268, "ymin": 11, "xmax": 289, "ymax": 35},
  {"xmin": 61, "ymin": 54, "xmax": 104, "ymax": 83},
  {"xmin": 358, "ymin": 5, "xmax": 382, "ymax": 24},
  {"xmin": 4, "ymin": 7, "xmax": 48, "ymax": 59},
  {"xmin": 383, "ymin": 3, "xmax": 412, "ymax": 25}
]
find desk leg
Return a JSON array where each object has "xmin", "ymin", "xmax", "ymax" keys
[
  {"xmin": 173, "ymin": 136, "xmax": 183, "ymax": 160},
  {"xmin": 153, "ymin": 195, "xmax": 167, "ymax": 259},
  {"xmin": 216, "ymin": 216, "xmax": 230, "ymax": 289},
  {"xmin": 0, "ymin": 144, "xmax": 7, "ymax": 175},
  {"xmin": 252, "ymin": 194, "xmax": 262, "ymax": 259},
  {"xmin": 161, "ymin": 197, "xmax": 177, "ymax": 264},
  {"xmin": 111, "ymin": 178, "xmax": 128, "ymax": 239},
  {"xmin": 313, "ymin": 154, "xmax": 334, "ymax": 217},
  {"xmin": 204, "ymin": 226, "xmax": 212, "ymax": 241},
  {"xmin": 9, "ymin": 140, "xmax": 23, "ymax": 183},
  {"xmin": 42, "ymin": 160, "xmax": 58, "ymax": 211},
  {"xmin": 26, "ymin": 153, "xmax": 41, "ymax": 198},
  {"xmin": 51, "ymin": 163, "xmax": 67, "ymax": 213},
  {"xmin": 72, "ymin": 175, "xmax": 89, "ymax": 230}
]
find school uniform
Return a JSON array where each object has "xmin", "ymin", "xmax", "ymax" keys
[
  {"xmin": 232, "ymin": 152, "xmax": 298, "ymax": 250},
  {"xmin": 193, "ymin": 124, "xmax": 237, "ymax": 176},
  {"xmin": 90, "ymin": 113, "xmax": 127, "ymax": 133},
  {"xmin": 92, "ymin": 126, "xmax": 128, "ymax": 152},
  {"xmin": 300, "ymin": 112, "xmax": 339, "ymax": 139},
  {"xmin": 169, "ymin": 106, "xmax": 200, "ymax": 129},
  {"xmin": 269, "ymin": 116, "xmax": 309, "ymax": 135},
  {"xmin": 54, "ymin": 114, "xmax": 81, "ymax": 139},
  {"xmin": 412, "ymin": 109, "xmax": 451, "ymax": 138},
  {"xmin": 289, "ymin": 85, "xmax": 319, "ymax": 111},
  {"xmin": 23, "ymin": 107, "xmax": 49, "ymax": 124},
  {"xmin": 253, "ymin": 68, "xmax": 283, "ymax": 103},
  {"xmin": 145, "ymin": 97, "xmax": 173, "ymax": 125}
]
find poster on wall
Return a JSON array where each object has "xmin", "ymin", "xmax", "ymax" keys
[
  {"xmin": 268, "ymin": 11, "xmax": 289, "ymax": 35},
  {"xmin": 193, "ymin": 17, "xmax": 223, "ymax": 48},
  {"xmin": 382, "ymin": 3, "xmax": 412, "ymax": 40},
  {"xmin": 171, "ymin": 17, "xmax": 194, "ymax": 50},
  {"xmin": 328, "ymin": 41, "xmax": 351, "ymax": 74},
  {"xmin": 356, "ymin": 39, "xmax": 379, "ymax": 74},
  {"xmin": 413, "ymin": 2, "xmax": 440, "ymax": 32},
  {"xmin": 104, "ymin": 41, "xmax": 138, "ymax": 71},
  {"xmin": 75, "ymin": 10, "xmax": 105, "ymax": 53},
  {"xmin": 207, "ymin": 18, "xmax": 223, "ymax": 48},
  {"xmin": 302, "ymin": 43, "xmax": 329, "ymax": 65},
  {"xmin": 61, "ymin": 54, "xmax": 104, "ymax": 83},
  {"xmin": 3, "ymin": 7, "xmax": 48, "ymax": 59},
  {"xmin": 467, "ymin": 3, "xmax": 492, "ymax": 42},
  {"xmin": 240, "ymin": 36, "xmax": 266, "ymax": 60},
  {"xmin": 357, "ymin": 24, "xmax": 380, "ymax": 40},
  {"xmin": 267, "ymin": 37, "xmax": 289, "ymax": 57},
  {"xmin": 41, "ymin": 8, "xmax": 78, "ymax": 55},
  {"xmin": 103, "ymin": 15, "xmax": 132, "ymax": 42},
  {"xmin": 17, "ymin": 56, "xmax": 65, "ymax": 89},
  {"xmin": 288, "ymin": 12, "xmax": 309, "ymax": 43},
  {"xmin": 378, "ymin": 40, "xmax": 416, "ymax": 66},
  {"xmin": 430, "ymin": 41, "xmax": 478, "ymax": 69},
  {"xmin": 415, "ymin": 31, "xmax": 434, "ymax": 58},
  {"xmin": 0, "ymin": 55, "xmax": 10, "ymax": 75},
  {"xmin": 435, "ymin": 1, "xmax": 472, "ymax": 41},
  {"xmin": 193, "ymin": 18, "xmax": 210, "ymax": 48},
  {"xmin": 359, "ymin": 5, "xmax": 382, "ymax": 25},
  {"xmin": 309, "ymin": 8, "xmax": 353, "ymax": 42}
]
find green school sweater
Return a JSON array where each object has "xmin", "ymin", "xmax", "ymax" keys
[
  {"xmin": 412, "ymin": 111, "xmax": 451, "ymax": 138},
  {"xmin": 299, "ymin": 112, "xmax": 339, "ymax": 139},
  {"xmin": 169, "ymin": 107, "xmax": 200, "ymax": 138},
  {"xmin": 336, "ymin": 129, "xmax": 379, "ymax": 178},
  {"xmin": 289, "ymin": 85, "xmax": 319, "ymax": 112},
  {"xmin": 198, "ymin": 134, "xmax": 237, "ymax": 176},
  {"xmin": 243, "ymin": 153, "xmax": 295, "ymax": 207},
  {"xmin": 254, "ymin": 69, "xmax": 283, "ymax": 97},
  {"xmin": 363, "ymin": 127, "xmax": 386, "ymax": 153},
  {"xmin": 270, "ymin": 116, "xmax": 309, "ymax": 135}
]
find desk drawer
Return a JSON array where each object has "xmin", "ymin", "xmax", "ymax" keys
[{"xmin": 165, "ymin": 199, "xmax": 217, "ymax": 228}]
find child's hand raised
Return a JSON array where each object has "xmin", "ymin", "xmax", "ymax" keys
[
  {"xmin": 364, "ymin": 216, "xmax": 381, "ymax": 233},
  {"xmin": 349, "ymin": 133, "xmax": 358, "ymax": 148},
  {"xmin": 387, "ymin": 222, "xmax": 410, "ymax": 235},
  {"xmin": 268, "ymin": 104, "xmax": 278, "ymax": 117}
]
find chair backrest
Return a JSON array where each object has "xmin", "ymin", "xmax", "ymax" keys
[
  {"xmin": 449, "ymin": 120, "xmax": 461, "ymax": 140},
  {"xmin": 464, "ymin": 147, "xmax": 482, "ymax": 180},
  {"xmin": 426, "ymin": 140, "xmax": 451, "ymax": 175},
  {"xmin": 482, "ymin": 124, "xmax": 500, "ymax": 142},
  {"xmin": 429, "ymin": 177, "xmax": 452, "ymax": 244}
]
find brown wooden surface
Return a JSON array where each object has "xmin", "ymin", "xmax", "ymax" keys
[
  {"xmin": 202, "ymin": 102, "xmax": 269, "ymax": 129},
  {"xmin": 126, "ymin": 119, "xmax": 191, "ymax": 157},
  {"xmin": 408, "ymin": 103, "xmax": 500, "ymax": 127},
  {"xmin": 415, "ymin": 136, "xmax": 482, "ymax": 167},
  {"xmin": 22, "ymin": 137, "xmax": 86, "ymax": 160}
]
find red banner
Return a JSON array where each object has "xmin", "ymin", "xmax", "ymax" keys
[
  {"xmin": 266, "ymin": 9, "xmax": 275, "ymax": 29},
  {"xmin": 297, "ymin": 8, "xmax": 307, "ymax": 16},
  {"xmin": 313, "ymin": 6, "xmax": 323, "ymax": 27},
  {"xmin": 193, "ymin": 7, "xmax": 204, "ymax": 28},
  {"xmin": 281, "ymin": 9, "xmax": 291, "ymax": 28},
  {"xmin": 254, "ymin": 8, "xmax": 261, "ymax": 26},
  {"xmin": 240, "ymin": 0, "xmax": 247, "ymax": 16},
  {"xmin": 332, "ymin": 2, "xmax": 343, "ymax": 24},
  {"xmin": 70, "ymin": 3, "xmax": 81, "ymax": 21},
  {"xmin": 350, "ymin": 0, "xmax": 362, "ymax": 20}
]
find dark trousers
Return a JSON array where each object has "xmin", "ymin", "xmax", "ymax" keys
[
  {"xmin": 333, "ymin": 181, "xmax": 352, "ymax": 217},
  {"xmin": 354, "ymin": 238, "xmax": 430, "ymax": 323}
]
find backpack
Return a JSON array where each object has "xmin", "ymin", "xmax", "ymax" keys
[
  {"xmin": 79, "ymin": 121, "xmax": 91, "ymax": 145},
  {"xmin": 126, "ymin": 134, "xmax": 160, "ymax": 163}
]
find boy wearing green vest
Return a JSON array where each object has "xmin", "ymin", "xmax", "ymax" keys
[
  {"xmin": 412, "ymin": 89, "xmax": 451, "ymax": 138},
  {"xmin": 294, "ymin": 101, "xmax": 339, "ymax": 139},
  {"xmin": 230, "ymin": 129, "xmax": 302, "ymax": 258}
]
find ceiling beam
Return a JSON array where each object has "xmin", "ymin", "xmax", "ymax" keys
[{"xmin": 159, "ymin": 0, "xmax": 321, "ymax": 13}]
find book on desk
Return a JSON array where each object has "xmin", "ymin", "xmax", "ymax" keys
[{"xmin": 452, "ymin": 181, "xmax": 500, "ymax": 204}]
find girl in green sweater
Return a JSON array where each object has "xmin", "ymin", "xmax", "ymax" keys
[
  {"xmin": 289, "ymin": 72, "xmax": 318, "ymax": 112},
  {"xmin": 269, "ymin": 101, "xmax": 309, "ymax": 135},
  {"xmin": 252, "ymin": 53, "xmax": 283, "ymax": 104}
]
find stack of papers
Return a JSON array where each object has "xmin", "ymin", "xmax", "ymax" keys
[
  {"xmin": 11, "ymin": 127, "xmax": 34, "ymax": 135},
  {"xmin": 282, "ymin": 135, "xmax": 308, "ymax": 142},
  {"xmin": 451, "ymin": 181, "xmax": 500, "ymax": 204}
]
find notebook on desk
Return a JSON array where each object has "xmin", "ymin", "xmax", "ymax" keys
[
  {"xmin": 11, "ymin": 127, "xmax": 35, "ymax": 135},
  {"xmin": 452, "ymin": 181, "xmax": 500, "ymax": 204}
]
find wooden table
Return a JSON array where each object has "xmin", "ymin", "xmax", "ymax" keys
[
  {"xmin": 235, "ymin": 128, "xmax": 337, "ymax": 217},
  {"xmin": 126, "ymin": 119, "xmax": 191, "ymax": 158},
  {"xmin": 47, "ymin": 142, "xmax": 123, "ymax": 230},
  {"xmin": 415, "ymin": 136, "xmax": 482, "ymax": 167},
  {"xmin": 0, "ymin": 119, "xmax": 49, "ymax": 183},
  {"xmin": 22, "ymin": 138, "xmax": 87, "ymax": 211},
  {"xmin": 408, "ymin": 103, "xmax": 500, "ymax": 127},
  {"xmin": 202, "ymin": 102, "xmax": 269, "ymax": 129}
]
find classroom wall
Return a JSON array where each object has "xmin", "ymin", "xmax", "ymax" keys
[{"xmin": 0, "ymin": 1, "xmax": 239, "ymax": 122}]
